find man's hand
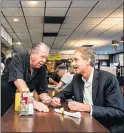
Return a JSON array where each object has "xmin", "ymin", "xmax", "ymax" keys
[
  {"xmin": 49, "ymin": 78, "xmax": 58, "ymax": 85},
  {"xmin": 54, "ymin": 87, "xmax": 60, "ymax": 92},
  {"xmin": 68, "ymin": 101, "xmax": 91, "ymax": 112},
  {"xmin": 49, "ymin": 78, "xmax": 54, "ymax": 83},
  {"xmin": 33, "ymin": 100, "xmax": 49, "ymax": 112},
  {"xmin": 51, "ymin": 97, "xmax": 61, "ymax": 107},
  {"xmin": 40, "ymin": 93, "xmax": 52, "ymax": 105}
]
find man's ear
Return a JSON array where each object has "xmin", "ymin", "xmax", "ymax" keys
[{"xmin": 87, "ymin": 59, "xmax": 91, "ymax": 64}]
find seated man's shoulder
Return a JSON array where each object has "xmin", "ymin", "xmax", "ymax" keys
[
  {"xmin": 98, "ymin": 69, "xmax": 116, "ymax": 79},
  {"xmin": 64, "ymin": 72, "xmax": 73, "ymax": 77}
]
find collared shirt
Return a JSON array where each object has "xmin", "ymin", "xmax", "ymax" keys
[
  {"xmin": 1, "ymin": 53, "xmax": 48, "ymax": 95},
  {"xmin": 82, "ymin": 68, "xmax": 94, "ymax": 115},
  {"xmin": 1, "ymin": 62, "xmax": 5, "ymax": 75}
]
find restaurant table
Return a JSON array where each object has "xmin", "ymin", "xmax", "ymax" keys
[{"xmin": 1, "ymin": 91, "xmax": 110, "ymax": 132}]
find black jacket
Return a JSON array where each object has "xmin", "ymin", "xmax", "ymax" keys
[{"xmin": 55, "ymin": 69, "xmax": 124, "ymax": 132}]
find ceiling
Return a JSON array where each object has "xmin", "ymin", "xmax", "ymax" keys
[{"xmin": 1, "ymin": 0, "xmax": 124, "ymax": 54}]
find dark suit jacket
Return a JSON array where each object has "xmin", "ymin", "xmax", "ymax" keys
[{"xmin": 55, "ymin": 69, "xmax": 124, "ymax": 132}]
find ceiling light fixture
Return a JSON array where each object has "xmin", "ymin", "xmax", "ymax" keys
[
  {"xmin": 120, "ymin": 36, "xmax": 124, "ymax": 42},
  {"xmin": 13, "ymin": 18, "xmax": 19, "ymax": 22},
  {"xmin": 16, "ymin": 42, "xmax": 21, "ymax": 45},
  {"xmin": 30, "ymin": 1, "xmax": 37, "ymax": 5},
  {"xmin": 112, "ymin": 40, "xmax": 119, "ymax": 51}
]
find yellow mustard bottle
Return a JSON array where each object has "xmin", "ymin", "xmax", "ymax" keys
[{"xmin": 15, "ymin": 89, "xmax": 22, "ymax": 111}]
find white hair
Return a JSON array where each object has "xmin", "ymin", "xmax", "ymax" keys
[{"xmin": 31, "ymin": 42, "xmax": 50, "ymax": 53}]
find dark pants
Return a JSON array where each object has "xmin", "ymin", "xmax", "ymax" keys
[{"xmin": 1, "ymin": 79, "xmax": 16, "ymax": 116}]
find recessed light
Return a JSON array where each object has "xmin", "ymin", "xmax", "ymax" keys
[
  {"xmin": 16, "ymin": 42, "xmax": 21, "ymax": 45},
  {"xmin": 121, "ymin": 37, "xmax": 124, "ymax": 42},
  {"xmin": 13, "ymin": 18, "xmax": 19, "ymax": 22},
  {"xmin": 29, "ymin": 1, "xmax": 37, "ymax": 5}
]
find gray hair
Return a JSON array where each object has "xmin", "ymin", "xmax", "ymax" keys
[
  {"xmin": 31, "ymin": 42, "xmax": 50, "ymax": 53},
  {"xmin": 75, "ymin": 47, "xmax": 96, "ymax": 67}
]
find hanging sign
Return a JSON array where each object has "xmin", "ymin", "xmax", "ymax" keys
[{"xmin": 48, "ymin": 54, "xmax": 62, "ymax": 60}]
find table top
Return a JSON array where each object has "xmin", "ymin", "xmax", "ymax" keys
[{"xmin": 1, "ymin": 103, "xmax": 110, "ymax": 132}]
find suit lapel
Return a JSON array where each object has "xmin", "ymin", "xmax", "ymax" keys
[
  {"xmin": 78, "ymin": 75, "xmax": 84, "ymax": 102},
  {"xmin": 92, "ymin": 69, "xmax": 99, "ymax": 104}
]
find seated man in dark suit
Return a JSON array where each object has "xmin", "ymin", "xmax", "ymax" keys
[{"xmin": 51, "ymin": 47, "xmax": 124, "ymax": 133}]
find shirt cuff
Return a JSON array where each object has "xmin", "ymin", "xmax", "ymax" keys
[{"xmin": 90, "ymin": 105, "xmax": 93, "ymax": 115}]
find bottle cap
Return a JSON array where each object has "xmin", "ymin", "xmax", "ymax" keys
[{"xmin": 16, "ymin": 89, "xmax": 22, "ymax": 93}]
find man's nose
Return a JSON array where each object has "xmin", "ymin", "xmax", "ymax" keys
[
  {"xmin": 42, "ymin": 58, "xmax": 46, "ymax": 63},
  {"xmin": 71, "ymin": 61, "xmax": 74, "ymax": 66}
]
